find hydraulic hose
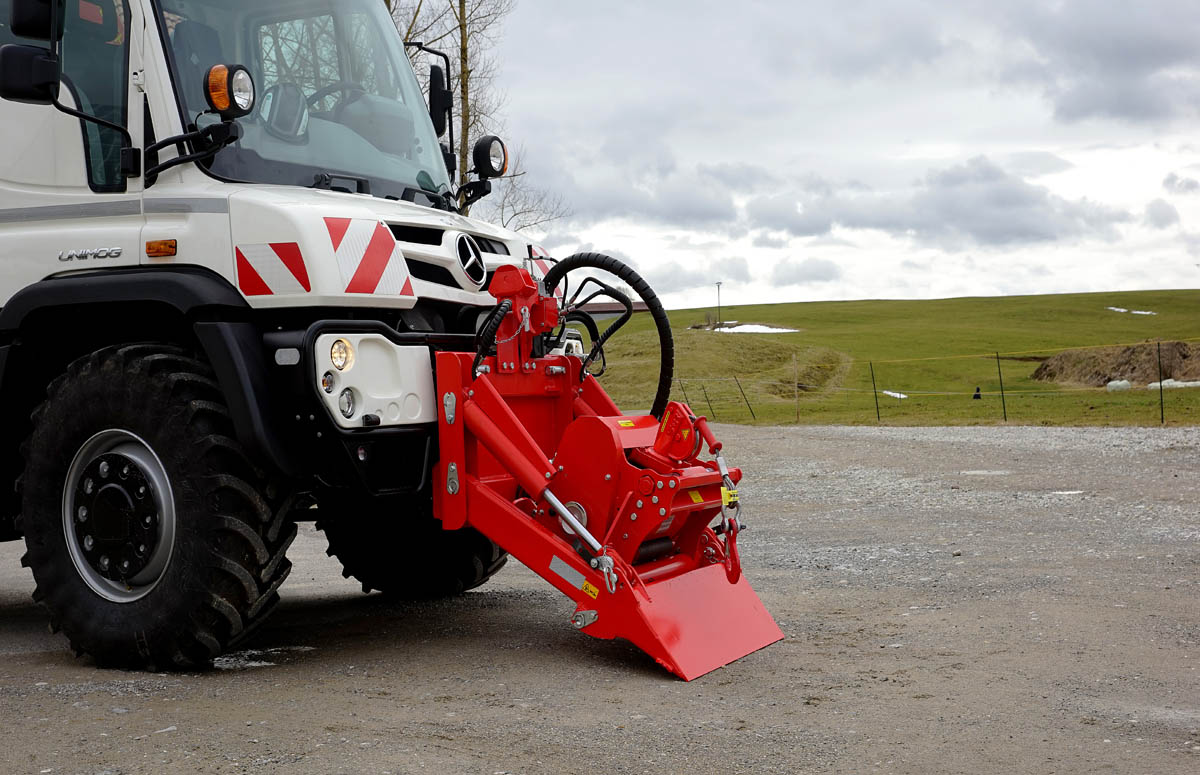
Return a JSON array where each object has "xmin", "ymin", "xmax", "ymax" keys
[{"xmin": 542, "ymin": 252, "xmax": 675, "ymax": 419}]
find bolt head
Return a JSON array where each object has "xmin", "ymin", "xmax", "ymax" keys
[
  {"xmin": 83, "ymin": 534, "xmax": 94, "ymax": 551},
  {"xmin": 604, "ymin": 474, "xmax": 611, "ymax": 481},
  {"xmin": 98, "ymin": 461, "xmax": 110, "ymax": 478},
  {"xmin": 669, "ymin": 480, "xmax": 677, "ymax": 489},
  {"xmin": 630, "ymin": 513, "xmax": 638, "ymax": 521},
  {"xmin": 652, "ymin": 496, "xmax": 658, "ymax": 504},
  {"xmin": 636, "ymin": 500, "xmax": 643, "ymax": 508},
  {"xmin": 659, "ymin": 508, "xmax": 666, "ymax": 516},
  {"xmin": 656, "ymin": 481, "xmax": 664, "ymax": 490}
]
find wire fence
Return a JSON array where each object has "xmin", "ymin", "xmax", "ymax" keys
[{"xmin": 663, "ymin": 337, "xmax": 1200, "ymax": 426}]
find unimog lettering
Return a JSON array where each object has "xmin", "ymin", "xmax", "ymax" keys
[{"xmin": 57, "ymin": 247, "xmax": 122, "ymax": 262}]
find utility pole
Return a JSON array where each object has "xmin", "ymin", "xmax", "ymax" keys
[{"xmin": 715, "ymin": 281, "xmax": 723, "ymax": 325}]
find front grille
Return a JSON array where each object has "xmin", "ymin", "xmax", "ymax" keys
[
  {"xmin": 474, "ymin": 236, "xmax": 510, "ymax": 255},
  {"xmin": 389, "ymin": 224, "xmax": 443, "ymax": 245},
  {"xmin": 406, "ymin": 259, "xmax": 460, "ymax": 287}
]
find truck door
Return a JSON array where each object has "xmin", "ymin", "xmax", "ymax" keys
[{"xmin": 0, "ymin": 0, "xmax": 146, "ymax": 302}]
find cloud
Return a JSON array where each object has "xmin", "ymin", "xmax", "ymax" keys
[
  {"xmin": 711, "ymin": 256, "xmax": 752, "ymax": 283},
  {"xmin": 1164, "ymin": 172, "xmax": 1200, "ymax": 194},
  {"xmin": 745, "ymin": 156, "xmax": 1130, "ymax": 248},
  {"xmin": 1144, "ymin": 199, "xmax": 1181, "ymax": 229},
  {"xmin": 771, "ymin": 257, "xmax": 842, "ymax": 285},
  {"xmin": 752, "ymin": 232, "xmax": 788, "ymax": 249},
  {"xmin": 1000, "ymin": 151, "xmax": 1074, "ymax": 178},
  {"xmin": 995, "ymin": 0, "xmax": 1200, "ymax": 123}
]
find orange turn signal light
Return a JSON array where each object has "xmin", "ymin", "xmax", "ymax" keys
[
  {"xmin": 205, "ymin": 65, "xmax": 231, "ymax": 112},
  {"xmin": 146, "ymin": 239, "xmax": 177, "ymax": 258}
]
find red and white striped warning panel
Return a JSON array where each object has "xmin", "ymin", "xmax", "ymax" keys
[
  {"xmin": 529, "ymin": 247, "xmax": 564, "ymax": 299},
  {"xmin": 324, "ymin": 217, "xmax": 414, "ymax": 296},
  {"xmin": 235, "ymin": 243, "xmax": 311, "ymax": 297}
]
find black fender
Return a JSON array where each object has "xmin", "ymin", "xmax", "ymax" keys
[{"xmin": 0, "ymin": 268, "xmax": 298, "ymax": 534}]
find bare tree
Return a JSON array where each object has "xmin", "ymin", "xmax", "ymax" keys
[
  {"xmin": 474, "ymin": 147, "xmax": 572, "ymax": 232},
  {"xmin": 386, "ymin": 0, "xmax": 568, "ymax": 228}
]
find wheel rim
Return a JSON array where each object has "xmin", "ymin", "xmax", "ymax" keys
[{"xmin": 62, "ymin": 429, "xmax": 176, "ymax": 603}]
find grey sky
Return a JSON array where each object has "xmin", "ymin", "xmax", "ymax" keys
[{"xmin": 492, "ymin": 1, "xmax": 1200, "ymax": 307}]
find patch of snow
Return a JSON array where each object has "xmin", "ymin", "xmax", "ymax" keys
[
  {"xmin": 1147, "ymin": 379, "xmax": 1200, "ymax": 390},
  {"xmin": 881, "ymin": 390, "xmax": 908, "ymax": 399},
  {"xmin": 1106, "ymin": 380, "xmax": 1132, "ymax": 392},
  {"xmin": 960, "ymin": 470, "xmax": 1010, "ymax": 476},
  {"xmin": 715, "ymin": 324, "xmax": 799, "ymax": 334},
  {"xmin": 1051, "ymin": 490, "xmax": 1084, "ymax": 495},
  {"xmin": 1130, "ymin": 310, "xmax": 1157, "ymax": 315},
  {"xmin": 1106, "ymin": 306, "xmax": 1129, "ymax": 313}
]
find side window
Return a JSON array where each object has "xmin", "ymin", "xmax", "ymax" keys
[
  {"xmin": 258, "ymin": 15, "xmax": 340, "ymax": 112},
  {"xmin": 59, "ymin": 0, "xmax": 132, "ymax": 192}
]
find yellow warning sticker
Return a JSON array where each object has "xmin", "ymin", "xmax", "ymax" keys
[
  {"xmin": 618, "ymin": 419, "xmax": 635, "ymax": 427},
  {"xmin": 689, "ymin": 490, "xmax": 704, "ymax": 504},
  {"xmin": 721, "ymin": 487, "xmax": 739, "ymax": 506},
  {"xmin": 582, "ymin": 581, "xmax": 600, "ymax": 599},
  {"xmin": 681, "ymin": 428, "xmax": 690, "ymax": 439}
]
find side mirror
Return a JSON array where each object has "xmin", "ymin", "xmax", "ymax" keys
[
  {"xmin": 0, "ymin": 44, "xmax": 60, "ymax": 104},
  {"xmin": 10, "ymin": 0, "xmax": 63, "ymax": 42},
  {"xmin": 472, "ymin": 135, "xmax": 508, "ymax": 180},
  {"xmin": 428, "ymin": 64, "xmax": 451, "ymax": 138}
]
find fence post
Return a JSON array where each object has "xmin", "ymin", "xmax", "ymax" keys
[
  {"xmin": 1157, "ymin": 341, "xmax": 1165, "ymax": 425},
  {"xmin": 995, "ymin": 352, "xmax": 1008, "ymax": 422},
  {"xmin": 733, "ymin": 376, "xmax": 756, "ymax": 420},
  {"xmin": 793, "ymin": 353, "xmax": 799, "ymax": 423},
  {"xmin": 869, "ymin": 361, "xmax": 881, "ymax": 423},
  {"xmin": 700, "ymin": 383, "xmax": 717, "ymax": 420},
  {"xmin": 677, "ymin": 378, "xmax": 691, "ymax": 406}
]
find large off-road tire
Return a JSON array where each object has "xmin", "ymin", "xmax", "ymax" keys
[
  {"xmin": 318, "ymin": 497, "xmax": 506, "ymax": 598},
  {"xmin": 18, "ymin": 344, "xmax": 297, "ymax": 669}
]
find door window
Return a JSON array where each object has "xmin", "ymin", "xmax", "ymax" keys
[{"xmin": 59, "ymin": 0, "xmax": 133, "ymax": 192}]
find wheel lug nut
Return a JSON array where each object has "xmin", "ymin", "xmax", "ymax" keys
[
  {"xmin": 136, "ymin": 486, "xmax": 146, "ymax": 498},
  {"xmin": 77, "ymin": 506, "xmax": 88, "ymax": 522},
  {"xmin": 83, "ymin": 535, "xmax": 94, "ymax": 551},
  {"xmin": 83, "ymin": 478, "xmax": 94, "ymax": 495},
  {"xmin": 120, "ymin": 559, "xmax": 130, "ymax": 572},
  {"xmin": 98, "ymin": 555, "xmax": 109, "ymax": 571},
  {"xmin": 136, "ymin": 544, "xmax": 146, "ymax": 556},
  {"xmin": 98, "ymin": 461, "xmax": 110, "ymax": 478},
  {"xmin": 120, "ymin": 465, "xmax": 131, "ymax": 479},
  {"xmin": 143, "ymin": 514, "xmax": 154, "ymax": 526}
]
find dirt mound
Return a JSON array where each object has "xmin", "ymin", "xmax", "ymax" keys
[{"xmin": 1032, "ymin": 341, "xmax": 1198, "ymax": 386}]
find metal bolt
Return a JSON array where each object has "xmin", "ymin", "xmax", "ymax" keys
[
  {"xmin": 98, "ymin": 461, "xmax": 110, "ymax": 478},
  {"xmin": 83, "ymin": 535, "xmax": 94, "ymax": 551},
  {"xmin": 83, "ymin": 478, "xmax": 94, "ymax": 495},
  {"xmin": 468, "ymin": 390, "xmax": 475, "ymax": 397},
  {"xmin": 656, "ymin": 481, "xmax": 664, "ymax": 490},
  {"xmin": 636, "ymin": 500, "xmax": 643, "ymax": 508},
  {"xmin": 622, "ymin": 533, "xmax": 628, "ymax": 539},
  {"xmin": 136, "ymin": 544, "xmax": 146, "ymax": 556},
  {"xmin": 77, "ymin": 506, "xmax": 88, "ymax": 522},
  {"xmin": 120, "ymin": 559, "xmax": 130, "ymax": 572},
  {"xmin": 544, "ymin": 472, "xmax": 552, "ymax": 479},
  {"xmin": 316, "ymin": 432, "xmax": 322, "ymax": 438},
  {"xmin": 143, "ymin": 515, "xmax": 153, "ymax": 527},
  {"xmin": 589, "ymin": 558, "xmax": 598, "ymax": 569},
  {"xmin": 309, "ymin": 414, "xmax": 315, "ymax": 421},
  {"xmin": 121, "ymin": 465, "xmax": 131, "ymax": 479},
  {"xmin": 604, "ymin": 474, "xmax": 611, "ymax": 481},
  {"xmin": 99, "ymin": 555, "xmax": 109, "ymax": 570},
  {"xmin": 558, "ymin": 466, "xmax": 564, "ymax": 471},
  {"xmin": 652, "ymin": 496, "xmax": 658, "ymax": 504},
  {"xmin": 630, "ymin": 513, "xmax": 638, "ymax": 521},
  {"xmin": 669, "ymin": 480, "xmax": 676, "ymax": 489},
  {"xmin": 659, "ymin": 508, "xmax": 666, "ymax": 516},
  {"xmin": 136, "ymin": 486, "xmax": 146, "ymax": 498}
]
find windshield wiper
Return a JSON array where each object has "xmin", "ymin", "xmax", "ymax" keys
[{"xmin": 310, "ymin": 172, "xmax": 372, "ymax": 195}]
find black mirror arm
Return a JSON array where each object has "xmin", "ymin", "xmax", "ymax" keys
[
  {"xmin": 49, "ymin": 76, "xmax": 140, "ymax": 177},
  {"xmin": 457, "ymin": 179, "xmax": 491, "ymax": 210},
  {"xmin": 145, "ymin": 121, "xmax": 241, "ymax": 185}
]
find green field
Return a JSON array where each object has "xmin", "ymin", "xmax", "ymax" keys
[{"xmin": 593, "ymin": 289, "xmax": 1200, "ymax": 426}]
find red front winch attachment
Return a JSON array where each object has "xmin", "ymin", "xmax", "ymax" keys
[{"xmin": 431, "ymin": 264, "xmax": 782, "ymax": 680}]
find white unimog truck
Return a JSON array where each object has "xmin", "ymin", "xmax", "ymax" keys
[
  {"xmin": 0, "ymin": 0, "xmax": 785, "ymax": 679},
  {"xmin": 0, "ymin": 0, "xmax": 537, "ymax": 667}
]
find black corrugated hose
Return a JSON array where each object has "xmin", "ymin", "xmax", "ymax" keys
[{"xmin": 542, "ymin": 253, "xmax": 675, "ymax": 419}]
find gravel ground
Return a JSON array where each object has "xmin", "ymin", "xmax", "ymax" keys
[{"xmin": 0, "ymin": 424, "xmax": 1197, "ymax": 774}]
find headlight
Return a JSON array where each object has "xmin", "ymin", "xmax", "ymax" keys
[
  {"xmin": 338, "ymin": 388, "xmax": 355, "ymax": 418},
  {"xmin": 331, "ymin": 339, "xmax": 354, "ymax": 371},
  {"xmin": 231, "ymin": 67, "xmax": 255, "ymax": 112}
]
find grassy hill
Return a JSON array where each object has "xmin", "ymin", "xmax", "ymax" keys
[{"xmin": 594, "ymin": 289, "xmax": 1200, "ymax": 426}]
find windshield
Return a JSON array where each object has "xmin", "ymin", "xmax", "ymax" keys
[{"xmin": 155, "ymin": 0, "xmax": 451, "ymax": 203}]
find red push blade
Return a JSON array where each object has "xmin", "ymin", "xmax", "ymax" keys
[{"xmin": 591, "ymin": 564, "xmax": 783, "ymax": 681}]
